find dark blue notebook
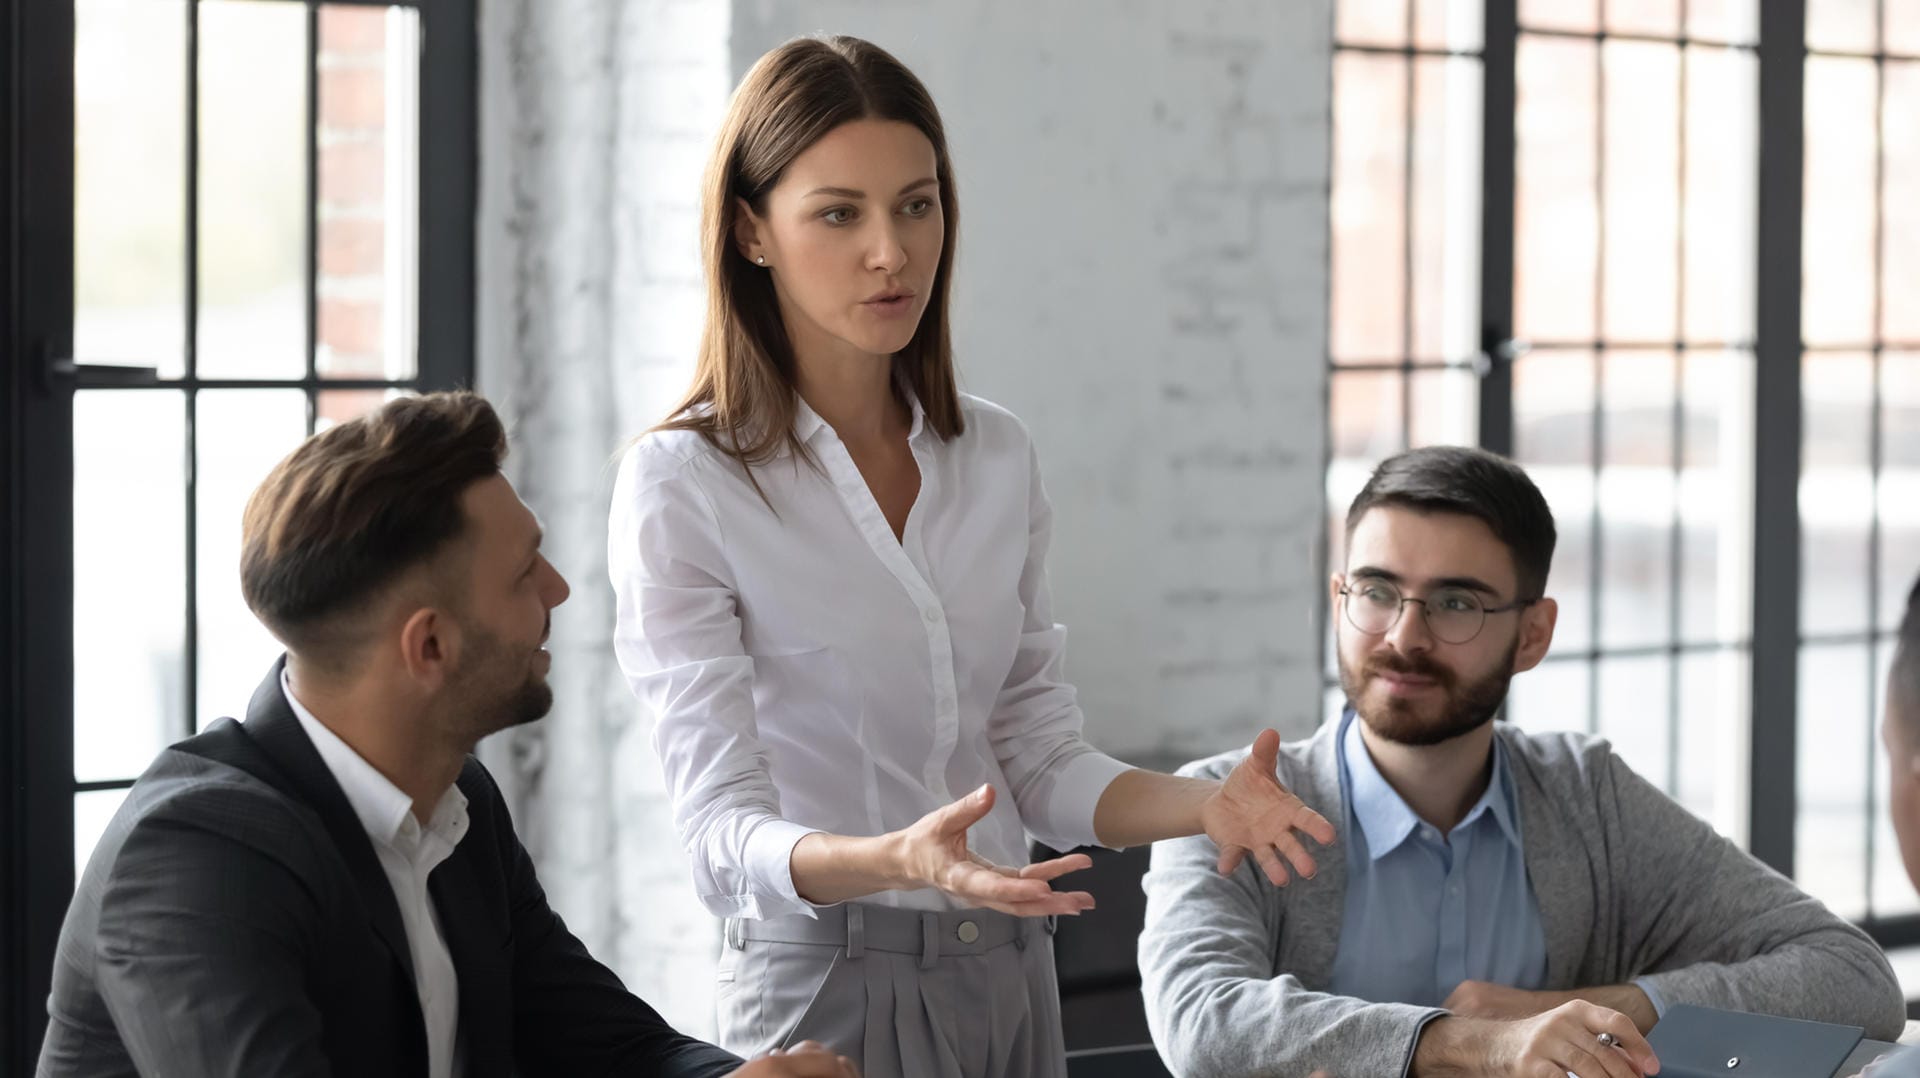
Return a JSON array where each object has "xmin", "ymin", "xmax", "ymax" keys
[{"xmin": 1645, "ymin": 1004, "xmax": 1865, "ymax": 1078}]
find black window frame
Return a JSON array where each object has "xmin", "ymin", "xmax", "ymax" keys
[{"xmin": 2, "ymin": 0, "xmax": 476, "ymax": 1067}]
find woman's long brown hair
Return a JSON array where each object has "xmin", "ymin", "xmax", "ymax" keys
[{"xmin": 651, "ymin": 35, "xmax": 965, "ymax": 474}]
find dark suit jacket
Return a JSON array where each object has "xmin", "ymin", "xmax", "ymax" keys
[{"xmin": 38, "ymin": 660, "xmax": 741, "ymax": 1078}]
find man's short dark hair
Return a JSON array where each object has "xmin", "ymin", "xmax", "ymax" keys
[
  {"xmin": 1344, "ymin": 445, "xmax": 1558, "ymax": 599},
  {"xmin": 240, "ymin": 392, "xmax": 507, "ymax": 665},
  {"xmin": 1894, "ymin": 576, "xmax": 1920, "ymax": 737}
]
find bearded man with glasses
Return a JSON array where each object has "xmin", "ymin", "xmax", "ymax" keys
[{"xmin": 1138, "ymin": 445, "xmax": 1902, "ymax": 1078}]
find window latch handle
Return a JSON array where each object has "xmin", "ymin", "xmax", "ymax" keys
[{"xmin": 35, "ymin": 342, "xmax": 159, "ymax": 394}]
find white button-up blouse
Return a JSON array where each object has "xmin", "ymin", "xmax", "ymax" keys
[{"xmin": 609, "ymin": 392, "xmax": 1132, "ymax": 920}]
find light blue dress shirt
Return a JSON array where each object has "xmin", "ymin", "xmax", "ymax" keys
[{"xmin": 1329, "ymin": 710, "xmax": 1549, "ymax": 1006}]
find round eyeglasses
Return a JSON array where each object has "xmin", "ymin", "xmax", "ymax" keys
[{"xmin": 1338, "ymin": 579, "xmax": 1539, "ymax": 645}]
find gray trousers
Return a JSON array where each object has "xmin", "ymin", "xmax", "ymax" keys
[{"xmin": 716, "ymin": 903, "xmax": 1068, "ymax": 1078}]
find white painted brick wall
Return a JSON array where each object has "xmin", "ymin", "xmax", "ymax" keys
[
  {"xmin": 477, "ymin": 0, "xmax": 733, "ymax": 1038},
  {"xmin": 478, "ymin": 0, "xmax": 1331, "ymax": 1039}
]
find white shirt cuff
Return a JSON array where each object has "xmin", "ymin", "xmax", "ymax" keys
[
  {"xmin": 1045, "ymin": 751, "xmax": 1137, "ymax": 850},
  {"xmin": 742, "ymin": 817, "xmax": 829, "ymax": 920}
]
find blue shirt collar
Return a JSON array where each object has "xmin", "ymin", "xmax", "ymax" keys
[{"xmin": 1338, "ymin": 710, "xmax": 1523, "ymax": 861}]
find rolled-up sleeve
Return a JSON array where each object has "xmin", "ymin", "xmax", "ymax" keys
[
  {"xmin": 608, "ymin": 443, "xmax": 821, "ymax": 920},
  {"xmin": 986, "ymin": 438, "xmax": 1132, "ymax": 852}
]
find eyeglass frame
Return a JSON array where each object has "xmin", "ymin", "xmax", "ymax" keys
[{"xmin": 1336, "ymin": 577, "xmax": 1541, "ymax": 646}]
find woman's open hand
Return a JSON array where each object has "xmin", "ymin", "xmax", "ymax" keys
[{"xmin": 891, "ymin": 784, "xmax": 1095, "ymax": 917}]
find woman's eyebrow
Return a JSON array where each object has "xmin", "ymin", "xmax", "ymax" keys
[{"xmin": 801, "ymin": 177, "xmax": 938, "ymax": 199}]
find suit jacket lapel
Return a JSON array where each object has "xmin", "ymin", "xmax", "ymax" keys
[
  {"xmin": 429, "ymin": 830, "xmax": 511, "ymax": 1077},
  {"xmin": 237, "ymin": 657, "xmax": 422, "ymax": 989}
]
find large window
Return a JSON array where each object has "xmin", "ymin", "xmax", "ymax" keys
[
  {"xmin": 1327, "ymin": 0, "xmax": 1920, "ymax": 964},
  {"xmin": 1796, "ymin": 0, "xmax": 1920, "ymax": 931},
  {"xmin": 70, "ymin": 0, "xmax": 436, "ymax": 867},
  {"xmin": 4, "ymin": 0, "xmax": 474, "ymax": 1065}
]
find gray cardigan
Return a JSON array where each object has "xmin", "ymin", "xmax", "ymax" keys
[{"xmin": 1137, "ymin": 719, "xmax": 1905, "ymax": 1078}]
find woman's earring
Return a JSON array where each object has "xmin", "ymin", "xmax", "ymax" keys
[{"xmin": 755, "ymin": 255, "xmax": 767, "ymax": 266}]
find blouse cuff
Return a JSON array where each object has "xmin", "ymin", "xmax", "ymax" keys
[
  {"xmin": 1043, "ymin": 750, "xmax": 1137, "ymax": 850},
  {"xmin": 741, "ymin": 817, "xmax": 829, "ymax": 920}
]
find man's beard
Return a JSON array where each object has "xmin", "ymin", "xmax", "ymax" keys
[
  {"xmin": 1337, "ymin": 640, "xmax": 1517, "ymax": 747},
  {"xmin": 448, "ymin": 617, "xmax": 554, "ymax": 742}
]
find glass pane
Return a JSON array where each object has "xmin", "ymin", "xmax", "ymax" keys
[
  {"xmin": 1413, "ymin": 0, "xmax": 1484, "ymax": 53},
  {"xmin": 1513, "ymin": 351, "xmax": 1597, "ymax": 652},
  {"xmin": 1336, "ymin": 0, "xmax": 1408, "ymax": 46},
  {"xmin": 1803, "ymin": 57, "xmax": 1880, "ymax": 347},
  {"xmin": 1797, "ymin": 641, "xmax": 1874, "ymax": 921},
  {"xmin": 1891, "ymin": 9, "xmax": 1920, "ymax": 56},
  {"xmin": 1607, "ymin": 0, "xmax": 1680, "ymax": 40},
  {"xmin": 75, "ymin": 788, "xmax": 132, "ymax": 878},
  {"xmin": 196, "ymin": 390, "xmax": 309, "ymax": 729},
  {"xmin": 1519, "ymin": 0, "xmax": 1597, "ymax": 33},
  {"xmin": 1883, "ymin": 62, "xmax": 1920, "ymax": 342},
  {"xmin": 1683, "ymin": 47, "xmax": 1759, "ymax": 345},
  {"xmin": 1603, "ymin": 42, "xmax": 1681, "ymax": 344},
  {"xmin": 1516, "ymin": 37, "xmax": 1599, "ymax": 343},
  {"xmin": 1331, "ymin": 54, "xmax": 1408, "ymax": 363},
  {"xmin": 1410, "ymin": 58, "xmax": 1483, "ymax": 362},
  {"xmin": 1883, "ymin": 353, "xmax": 1920, "ymax": 632},
  {"xmin": 1679, "ymin": 349, "xmax": 1755, "ymax": 644},
  {"xmin": 74, "ymin": 393, "xmax": 187, "ymax": 782},
  {"xmin": 1873, "ymin": 639, "xmax": 1920, "ymax": 916},
  {"xmin": 73, "ymin": 0, "xmax": 187, "ymax": 375},
  {"xmin": 1599, "ymin": 352, "xmax": 1678, "ymax": 649},
  {"xmin": 1409, "ymin": 367, "xmax": 1479, "ymax": 447},
  {"xmin": 1503, "ymin": 657, "xmax": 1592, "ymax": 736},
  {"xmin": 1331, "ymin": 371, "xmax": 1408, "ymax": 461},
  {"xmin": 316, "ymin": 4, "xmax": 419, "ymax": 380},
  {"xmin": 316, "ymin": 386, "xmax": 403, "ymax": 431},
  {"xmin": 1677, "ymin": 648, "xmax": 1749, "ymax": 831},
  {"xmin": 1802, "ymin": 353, "xmax": 1875, "ymax": 636},
  {"xmin": 1597, "ymin": 653, "xmax": 1674, "ymax": 794},
  {"xmin": 1807, "ymin": 0, "xmax": 1880, "ymax": 54},
  {"xmin": 197, "ymin": 0, "xmax": 308, "ymax": 379},
  {"xmin": 1688, "ymin": 0, "xmax": 1759, "ymax": 45},
  {"xmin": 1327, "ymin": 372, "xmax": 1407, "ymax": 576}
]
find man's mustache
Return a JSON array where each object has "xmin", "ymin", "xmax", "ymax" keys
[{"xmin": 1364, "ymin": 651, "xmax": 1455, "ymax": 688}]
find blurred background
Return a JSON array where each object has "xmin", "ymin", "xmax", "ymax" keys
[{"xmin": 5, "ymin": 0, "xmax": 1918, "ymax": 1065}]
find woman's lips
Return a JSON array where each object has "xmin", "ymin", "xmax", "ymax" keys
[{"xmin": 862, "ymin": 294, "xmax": 915, "ymax": 317}]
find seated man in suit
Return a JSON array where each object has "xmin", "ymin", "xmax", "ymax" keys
[
  {"xmin": 39, "ymin": 392, "xmax": 856, "ymax": 1078},
  {"xmin": 1138, "ymin": 445, "xmax": 1904, "ymax": 1078}
]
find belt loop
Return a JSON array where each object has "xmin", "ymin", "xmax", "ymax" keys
[
  {"xmin": 845, "ymin": 904, "xmax": 866, "ymax": 960},
  {"xmin": 918, "ymin": 912, "xmax": 939, "ymax": 970},
  {"xmin": 725, "ymin": 917, "xmax": 744, "ymax": 951},
  {"xmin": 1044, "ymin": 914, "xmax": 1058, "ymax": 937}
]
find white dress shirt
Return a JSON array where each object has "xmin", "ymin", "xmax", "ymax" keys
[
  {"xmin": 277, "ymin": 671, "xmax": 468, "ymax": 1078},
  {"xmin": 609, "ymin": 391, "xmax": 1133, "ymax": 920}
]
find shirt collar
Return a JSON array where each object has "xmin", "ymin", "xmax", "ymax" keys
[
  {"xmin": 790, "ymin": 378, "xmax": 929, "ymax": 447},
  {"xmin": 792, "ymin": 393, "xmax": 828, "ymax": 445},
  {"xmin": 279, "ymin": 668, "xmax": 468, "ymax": 850},
  {"xmin": 1338, "ymin": 710, "xmax": 1523, "ymax": 860}
]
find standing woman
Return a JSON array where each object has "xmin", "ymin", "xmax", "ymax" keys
[{"xmin": 609, "ymin": 35, "xmax": 1334, "ymax": 1078}]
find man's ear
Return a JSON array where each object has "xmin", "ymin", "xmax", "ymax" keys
[
  {"xmin": 1328, "ymin": 572, "xmax": 1345, "ymax": 608},
  {"xmin": 397, "ymin": 606, "xmax": 455, "ymax": 691},
  {"xmin": 733, "ymin": 197, "xmax": 767, "ymax": 264},
  {"xmin": 1511, "ymin": 596, "xmax": 1558, "ymax": 674}
]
